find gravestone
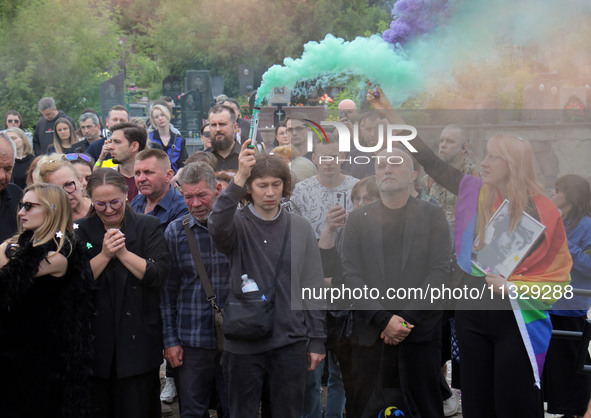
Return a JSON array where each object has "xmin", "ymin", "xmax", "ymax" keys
[
  {"xmin": 129, "ymin": 103, "xmax": 147, "ymax": 118},
  {"xmin": 185, "ymin": 70, "xmax": 212, "ymax": 116},
  {"xmin": 181, "ymin": 90, "xmax": 202, "ymax": 136},
  {"xmin": 274, "ymin": 105, "xmax": 286, "ymax": 127},
  {"xmin": 211, "ymin": 76, "xmax": 225, "ymax": 98},
  {"xmin": 238, "ymin": 65, "xmax": 254, "ymax": 96},
  {"xmin": 267, "ymin": 86, "xmax": 291, "ymax": 105},
  {"xmin": 259, "ymin": 106, "xmax": 326, "ymax": 129},
  {"xmin": 100, "ymin": 73, "xmax": 125, "ymax": 118},
  {"xmin": 171, "ymin": 106, "xmax": 182, "ymax": 129},
  {"xmin": 163, "ymin": 75, "xmax": 182, "ymax": 106}
]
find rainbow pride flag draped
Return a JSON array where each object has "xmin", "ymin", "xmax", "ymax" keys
[{"xmin": 455, "ymin": 175, "xmax": 572, "ymax": 388}]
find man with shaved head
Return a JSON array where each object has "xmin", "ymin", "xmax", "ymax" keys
[
  {"xmin": 342, "ymin": 148, "xmax": 451, "ymax": 417},
  {"xmin": 424, "ymin": 124, "xmax": 479, "ymax": 228},
  {"xmin": 337, "ymin": 99, "xmax": 359, "ymax": 123}
]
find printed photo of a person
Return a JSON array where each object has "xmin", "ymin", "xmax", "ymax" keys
[{"xmin": 473, "ymin": 210, "xmax": 536, "ymax": 277}]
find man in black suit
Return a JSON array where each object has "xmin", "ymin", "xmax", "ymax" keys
[{"xmin": 342, "ymin": 148, "xmax": 451, "ymax": 417}]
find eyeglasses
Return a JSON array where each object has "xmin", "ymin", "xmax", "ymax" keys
[
  {"xmin": 7, "ymin": 119, "xmax": 19, "ymax": 124},
  {"xmin": 201, "ymin": 132, "xmax": 211, "ymax": 138},
  {"xmin": 18, "ymin": 201, "xmax": 42, "ymax": 211},
  {"xmin": 66, "ymin": 153, "xmax": 92, "ymax": 163},
  {"xmin": 92, "ymin": 199, "xmax": 124, "ymax": 212},
  {"xmin": 63, "ymin": 181, "xmax": 77, "ymax": 194}
]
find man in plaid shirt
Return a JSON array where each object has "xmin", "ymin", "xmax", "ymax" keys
[{"xmin": 161, "ymin": 162, "xmax": 230, "ymax": 417}]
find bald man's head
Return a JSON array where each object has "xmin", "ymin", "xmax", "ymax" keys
[
  {"xmin": 374, "ymin": 148, "xmax": 417, "ymax": 194},
  {"xmin": 338, "ymin": 99, "xmax": 358, "ymax": 121}
]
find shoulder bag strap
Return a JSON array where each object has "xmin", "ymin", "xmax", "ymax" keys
[{"xmin": 182, "ymin": 214, "xmax": 220, "ymax": 311}]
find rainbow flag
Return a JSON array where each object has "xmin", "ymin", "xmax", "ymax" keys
[
  {"xmin": 454, "ymin": 176, "xmax": 483, "ymax": 273},
  {"xmin": 455, "ymin": 175, "xmax": 572, "ymax": 388},
  {"xmin": 511, "ymin": 298, "xmax": 552, "ymax": 388}
]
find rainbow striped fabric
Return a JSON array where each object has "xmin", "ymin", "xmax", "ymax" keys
[{"xmin": 454, "ymin": 175, "xmax": 572, "ymax": 388}]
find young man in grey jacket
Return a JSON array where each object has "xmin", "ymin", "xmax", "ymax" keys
[{"xmin": 209, "ymin": 140, "xmax": 326, "ymax": 417}]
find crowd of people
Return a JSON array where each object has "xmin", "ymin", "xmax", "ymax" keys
[{"xmin": 0, "ymin": 90, "xmax": 589, "ymax": 418}]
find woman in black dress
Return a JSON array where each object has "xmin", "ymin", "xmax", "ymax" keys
[{"xmin": 0, "ymin": 183, "xmax": 94, "ymax": 417}]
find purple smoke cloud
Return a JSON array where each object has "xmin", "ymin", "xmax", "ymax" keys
[{"xmin": 383, "ymin": 0, "xmax": 450, "ymax": 46}]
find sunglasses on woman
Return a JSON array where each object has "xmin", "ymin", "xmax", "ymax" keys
[
  {"xmin": 18, "ymin": 201, "xmax": 42, "ymax": 211},
  {"xmin": 65, "ymin": 153, "xmax": 93, "ymax": 163}
]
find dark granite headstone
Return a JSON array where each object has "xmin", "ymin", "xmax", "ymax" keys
[
  {"xmin": 181, "ymin": 90, "xmax": 203, "ymax": 135},
  {"xmin": 100, "ymin": 73, "xmax": 125, "ymax": 118},
  {"xmin": 129, "ymin": 104, "xmax": 147, "ymax": 118},
  {"xmin": 163, "ymin": 75, "xmax": 182, "ymax": 106},
  {"xmin": 185, "ymin": 70, "xmax": 212, "ymax": 116},
  {"xmin": 171, "ymin": 106, "xmax": 182, "ymax": 129}
]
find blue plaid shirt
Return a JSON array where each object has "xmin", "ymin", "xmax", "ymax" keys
[{"xmin": 161, "ymin": 215, "xmax": 230, "ymax": 349}]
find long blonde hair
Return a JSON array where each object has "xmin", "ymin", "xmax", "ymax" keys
[
  {"xmin": 17, "ymin": 183, "xmax": 74, "ymax": 254},
  {"xmin": 5, "ymin": 127, "xmax": 33, "ymax": 156},
  {"xmin": 476, "ymin": 134, "xmax": 544, "ymax": 248}
]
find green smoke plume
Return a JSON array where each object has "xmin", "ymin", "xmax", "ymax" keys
[{"xmin": 256, "ymin": 34, "xmax": 421, "ymax": 106}]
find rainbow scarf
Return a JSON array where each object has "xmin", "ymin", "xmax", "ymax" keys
[{"xmin": 455, "ymin": 175, "xmax": 571, "ymax": 388}]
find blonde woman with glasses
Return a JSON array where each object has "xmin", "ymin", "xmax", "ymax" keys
[{"xmin": 38, "ymin": 158, "xmax": 92, "ymax": 220}]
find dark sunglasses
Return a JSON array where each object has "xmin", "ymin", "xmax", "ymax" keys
[
  {"xmin": 201, "ymin": 131, "xmax": 211, "ymax": 138},
  {"xmin": 7, "ymin": 119, "xmax": 19, "ymax": 124},
  {"xmin": 18, "ymin": 201, "xmax": 42, "ymax": 211},
  {"xmin": 65, "ymin": 153, "xmax": 92, "ymax": 163}
]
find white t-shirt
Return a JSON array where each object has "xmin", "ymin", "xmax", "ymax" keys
[{"xmin": 291, "ymin": 175, "xmax": 359, "ymax": 239}]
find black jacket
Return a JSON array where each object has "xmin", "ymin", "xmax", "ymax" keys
[
  {"xmin": 342, "ymin": 197, "xmax": 450, "ymax": 345},
  {"xmin": 76, "ymin": 210, "xmax": 170, "ymax": 379},
  {"xmin": 0, "ymin": 183, "xmax": 23, "ymax": 243}
]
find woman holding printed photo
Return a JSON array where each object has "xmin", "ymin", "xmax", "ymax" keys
[{"xmin": 367, "ymin": 89, "xmax": 572, "ymax": 418}]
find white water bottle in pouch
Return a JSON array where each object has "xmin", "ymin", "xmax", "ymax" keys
[{"xmin": 241, "ymin": 274, "xmax": 259, "ymax": 293}]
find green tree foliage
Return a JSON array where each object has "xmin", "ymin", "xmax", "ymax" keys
[
  {"xmin": 0, "ymin": 0, "xmax": 121, "ymax": 127},
  {"xmin": 0, "ymin": 0, "xmax": 390, "ymax": 123},
  {"xmin": 148, "ymin": 0, "xmax": 389, "ymax": 96}
]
